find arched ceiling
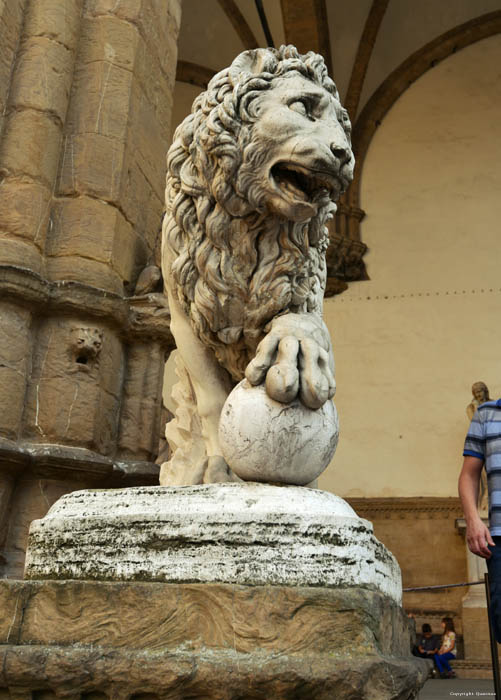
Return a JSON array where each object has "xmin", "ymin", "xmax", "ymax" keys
[
  {"xmin": 171, "ymin": 0, "xmax": 501, "ymax": 294},
  {"xmin": 173, "ymin": 0, "xmax": 501, "ymax": 133}
]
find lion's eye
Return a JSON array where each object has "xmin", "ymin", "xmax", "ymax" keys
[
  {"xmin": 340, "ymin": 109, "xmax": 352, "ymax": 133},
  {"xmin": 289, "ymin": 100, "xmax": 309, "ymax": 117}
]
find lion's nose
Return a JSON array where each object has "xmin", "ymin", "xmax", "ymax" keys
[{"xmin": 330, "ymin": 143, "xmax": 350, "ymax": 164}]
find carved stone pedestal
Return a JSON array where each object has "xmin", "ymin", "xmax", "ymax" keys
[
  {"xmin": 25, "ymin": 483, "xmax": 401, "ymax": 598},
  {"xmin": 2, "ymin": 483, "xmax": 428, "ymax": 698},
  {"xmin": 1, "ymin": 580, "xmax": 427, "ymax": 699}
]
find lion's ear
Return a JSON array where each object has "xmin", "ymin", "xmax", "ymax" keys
[{"xmin": 229, "ymin": 48, "xmax": 277, "ymax": 83}]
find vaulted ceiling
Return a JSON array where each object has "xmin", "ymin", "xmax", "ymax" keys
[
  {"xmin": 174, "ymin": 0, "xmax": 501, "ymax": 120},
  {"xmin": 172, "ymin": 0, "xmax": 501, "ymax": 293}
]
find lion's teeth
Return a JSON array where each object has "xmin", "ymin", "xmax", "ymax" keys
[{"xmin": 283, "ymin": 179, "xmax": 305, "ymax": 199}]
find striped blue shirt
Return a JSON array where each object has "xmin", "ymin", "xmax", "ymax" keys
[{"xmin": 464, "ymin": 399, "xmax": 501, "ymax": 536}]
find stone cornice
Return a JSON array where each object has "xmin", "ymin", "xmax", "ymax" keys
[
  {"xmin": 0, "ymin": 265, "xmax": 174, "ymax": 347},
  {"xmin": 0, "ymin": 438, "xmax": 160, "ymax": 486},
  {"xmin": 346, "ymin": 496, "xmax": 463, "ymax": 519}
]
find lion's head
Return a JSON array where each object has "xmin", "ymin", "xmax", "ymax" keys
[{"xmin": 162, "ymin": 45, "xmax": 354, "ymax": 381}]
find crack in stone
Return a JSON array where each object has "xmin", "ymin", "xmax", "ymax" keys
[
  {"xmin": 5, "ymin": 591, "xmax": 21, "ymax": 643},
  {"xmin": 64, "ymin": 382, "xmax": 79, "ymax": 437},
  {"xmin": 39, "ymin": 480, "xmax": 50, "ymax": 510},
  {"xmin": 94, "ymin": 59, "xmax": 113, "ymax": 133}
]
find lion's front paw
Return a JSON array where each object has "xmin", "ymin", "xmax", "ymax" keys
[{"xmin": 245, "ymin": 315, "xmax": 335, "ymax": 409}]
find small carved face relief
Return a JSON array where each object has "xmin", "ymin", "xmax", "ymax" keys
[
  {"xmin": 244, "ymin": 74, "xmax": 354, "ymax": 222},
  {"xmin": 70, "ymin": 327, "xmax": 103, "ymax": 371}
]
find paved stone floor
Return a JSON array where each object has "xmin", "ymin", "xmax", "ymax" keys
[{"xmin": 418, "ymin": 678, "xmax": 495, "ymax": 698}]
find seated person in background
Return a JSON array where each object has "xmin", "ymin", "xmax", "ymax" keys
[
  {"xmin": 434, "ymin": 617, "xmax": 457, "ymax": 679},
  {"xmin": 412, "ymin": 623, "xmax": 439, "ymax": 659}
]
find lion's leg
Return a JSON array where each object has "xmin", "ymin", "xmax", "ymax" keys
[{"xmin": 167, "ymin": 288, "xmax": 235, "ymax": 477}]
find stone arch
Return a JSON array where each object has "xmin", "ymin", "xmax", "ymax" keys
[{"xmin": 346, "ymin": 10, "xmax": 501, "ymax": 229}]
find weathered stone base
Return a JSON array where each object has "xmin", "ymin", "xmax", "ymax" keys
[
  {"xmin": 0, "ymin": 646, "xmax": 427, "ymax": 699},
  {"xmin": 24, "ymin": 483, "xmax": 402, "ymax": 602},
  {"xmin": 0, "ymin": 579, "xmax": 428, "ymax": 699}
]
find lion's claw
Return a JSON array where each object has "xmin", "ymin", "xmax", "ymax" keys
[
  {"xmin": 299, "ymin": 338, "xmax": 335, "ymax": 409},
  {"xmin": 265, "ymin": 336, "xmax": 300, "ymax": 403},
  {"xmin": 245, "ymin": 314, "xmax": 335, "ymax": 409},
  {"xmin": 245, "ymin": 334, "xmax": 279, "ymax": 386}
]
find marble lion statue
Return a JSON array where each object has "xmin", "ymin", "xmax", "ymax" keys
[{"xmin": 161, "ymin": 45, "xmax": 354, "ymax": 485}]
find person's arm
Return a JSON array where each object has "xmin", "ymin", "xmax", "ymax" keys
[
  {"xmin": 459, "ymin": 455, "xmax": 494, "ymax": 558},
  {"xmin": 428, "ymin": 638, "xmax": 439, "ymax": 654}
]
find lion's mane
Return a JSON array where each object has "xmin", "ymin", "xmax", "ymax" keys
[{"xmin": 163, "ymin": 45, "xmax": 347, "ymax": 381}]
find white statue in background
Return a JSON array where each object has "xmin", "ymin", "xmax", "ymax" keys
[
  {"xmin": 466, "ymin": 381, "xmax": 490, "ymax": 512},
  {"xmin": 466, "ymin": 381, "xmax": 490, "ymax": 421},
  {"xmin": 161, "ymin": 46, "xmax": 354, "ymax": 486}
]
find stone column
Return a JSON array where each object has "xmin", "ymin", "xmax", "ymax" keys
[{"xmin": 0, "ymin": 0, "xmax": 180, "ymax": 578}]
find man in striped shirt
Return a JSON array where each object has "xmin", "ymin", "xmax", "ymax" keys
[{"xmin": 459, "ymin": 398, "xmax": 501, "ymax": 641}]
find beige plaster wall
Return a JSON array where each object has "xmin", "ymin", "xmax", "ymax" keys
[{"xmin": 320, "ymin": 35, "xmax": 501, "ymax": 498}]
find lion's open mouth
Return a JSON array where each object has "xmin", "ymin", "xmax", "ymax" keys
[{"xmin": 270, "ymin": 163, "xmax": 339, "ymax": 203}]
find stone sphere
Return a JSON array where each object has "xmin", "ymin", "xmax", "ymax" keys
[{"xmin": 218, "ymin": 380, "xmax": 339, "ymax": 485}]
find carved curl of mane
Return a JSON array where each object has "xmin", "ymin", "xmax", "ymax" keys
[{"xmin": 162, "ymin": 46, "xmax": 346, "ymax": 381}]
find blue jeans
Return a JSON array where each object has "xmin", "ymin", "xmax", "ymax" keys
[
  {"xmin": 434, "ymin": 652, "xmax": 455, "ymax": 674},
  {"xmin": 487, "ymin": 536, "xmax": 501, "ymax": 643}
]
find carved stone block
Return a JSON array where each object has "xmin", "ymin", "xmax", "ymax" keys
[
  {"xmin": 0, "ymin": 303, "xmax": 32, "ymax": 441},
  {"xmin": 23, "ymin": 318, "xmax": 123, "ymax": 453},
  {"xmin": 0, "ymin": 109, "xmax": 61, "ymax": 188},
  {"xmin": 0, "ymin": 578, "xmax": 428, "ymax": 698}
]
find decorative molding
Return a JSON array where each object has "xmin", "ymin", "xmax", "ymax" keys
[
  {"xmin": 280, "ymin": 0, "xmax": 333, "ymax": 74},
  {"xmin": 176, "ymin": 60, "xmax": 216, "ymax": 89},
  {"xmin": 334, "ymin": 201, "xmax": 366, "ymax": 237},
  {"xmin": 344, "ymin": 0, "xmax": 390, "ymax": 121},
  {"xmin": 127, "ymin": 293, "xmax": 173, "ymax": 343},
  {"xmin": 0, "ymin": 265, "xmax": 175, "ymax": 347},
  {"xmin": 403, "ymin": 608, "xmax": 458, "ymax": 617},
  {"xmin": 347, "ymin": 497, "xmax": 463, "ymax": 520},
  {"xmin": 217, "ymin": 0, "xmax": 259, "ymax": 50},
  {"xmin": 325, "ymin": 232, "xmax": 368, "ymax": 297},
  {"xmin": 348, "ymin": 11, "xmax": 501, "ymax": 219},
  {"xmin": 452, "ymin": 660, "xmax": 492, "ymax": 669},
  {"xmin": 0, "ymin": 438, "xmax": 112, "ymax": 482},
  {"xmin": 0, "ymin": 438, "xmax": 160, "ymax": 485}
]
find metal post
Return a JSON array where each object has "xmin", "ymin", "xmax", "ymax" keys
[{"xmin": 485, "ymin": 572, "xmax": 501, "ymax": 699}]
